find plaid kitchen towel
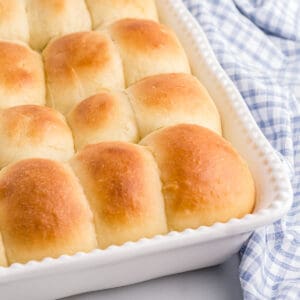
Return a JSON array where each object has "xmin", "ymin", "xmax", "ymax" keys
[{"xmin": 183, "ymin": 0, "xmax": 300, "ymax": 299}]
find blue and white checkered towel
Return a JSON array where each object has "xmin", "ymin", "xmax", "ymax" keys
[{"xmin": 183, "ymin": 0, "xmax": 300, "ymax": 299}]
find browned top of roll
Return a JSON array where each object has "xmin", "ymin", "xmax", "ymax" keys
[
  {"xmin": 67, "ymin": 90, "xmax": 139, "ymax": 150},
  {"xmin": 0, "ymin": 159, "xmax": 97, "ymax": 264},
  {"xmin": 73, "ymin": 142, "xmax": 154, "ymax": 224},
  {"xmin": 0, "ymin": 41, "xmax": 41, "ymax": 91},
  {"xmin": 126, "ymin": 73, "xmax": 222, "ymax": 137},
  {"xmin": 107, "ymin": 18, "xmax": 190, "ymax": 86},
  {"xmin": 128, "ymin": 73, "xmax": 209, "ymax": 108},
  {"xmin": 109, "ymin": 18, "xmax": 181, "ymax": 54},
  {"xmin": 69, "ymin": 92, "xmax": 118, "ymax": 131},
  {"xmin": 44, "ymin": 31, "xmax": 112, "ymax": 80},
  {"xmin": 71, "ymin": 141, "xmax": 167, "ymax": 248},
  {"xmin": 1, "ymin": 105, "xmax": 69, "ymax": 143},
  {"xmin": 0, "ymin": 159, "xmax": 89, "ymax": 244},
  {"xmin": 140, "ymin": 124, "xmax": 255, "ymax": 230}
]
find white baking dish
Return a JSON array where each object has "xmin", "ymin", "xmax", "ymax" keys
[{"xmin": 0, "ymin": 1, "xmax": 293, "ymax": 299}]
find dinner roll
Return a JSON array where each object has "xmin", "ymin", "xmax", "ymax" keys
[
  {"xmin": 86, "ymin": 0, "xmax": 158, "ymax": 28},
  {"xmin": 0, "ymin": 0, "xmax": 29, "ymax": 43},
  {"xmin": 43, "ymin": 31, "xmax": 124, "ymax": 115},
  {"xmin": 0, "ymin": 234, "xmax": 7, "ymax": 267},
  {"xmin": 108, "ymin": 19, "xmax": 191, "ymax": 86},
  {"xmin": 127, "ymin": 73, "xmax": 222, "ymax": 137},
  {"xmin": 0, "ymin": 105, "xmax": 74, "ymax": 168},
  {"xmin": 70, "ymin": 142, "xmax": 168, "ymax": 249},
  {"xmin": 140, "ymin": 124, "xmax": 255, "ymax": 231},
  {"xmin": 68, "ymin": 91, "xmax": 139, "ymax": 150},
  {"xmin": 26, "ymin": 0, "xmax": 91, "ymax": 51},
  {"xmin": 0, "ymin": 40, "xmax": 45, "ymax": 108},
  {"xmin": 0, "ymin": 159, "xmax": 97, "ymax": 264}
]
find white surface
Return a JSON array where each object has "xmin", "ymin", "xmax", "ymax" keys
[
  {"xmin": 0, "ymin": 1, "xmax": 293, "ymax": 299},
  {"xmin": 66, "ymin": 255, "xmax": 242, "ymax": 300}
]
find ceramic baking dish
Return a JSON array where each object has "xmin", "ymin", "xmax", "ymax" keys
[{"xmin": 0, "ymin": 1, "xmax": 293, "ymax": 299}]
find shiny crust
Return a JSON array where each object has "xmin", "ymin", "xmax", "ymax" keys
[
  {"xmin": 27, "ymin": 0, "xmax": 91, "ymax": 50},
  {"xmin": 0, "ymin": 40, "xmax": 45, "ymax": 108},
  {"xmin": 140, "ymin": 124, "xmax": 255, "ymax": 231},
  {"xmin": 127, "ymin": 73, "xmax": 222, "ymax": 137},
  {"xmin": 43, "ymin": 31, "xmax": 124, "ymax": 114},
  {"xmin": 86, "ymin": 0, "xmax": 158, "ymax": 28},
  {"xmin": 0, "ymin": 105, "xmax": 74, "ymax": 168},
  {"xmin": 108, "ymin": 19, "xmax": 191, "ymax": 86},
  {"xmin": 70, "ymin": 142, "xmax": 168, "ymax": 248},
  {"xmin": 67, "ymin": 91, "xmax": 139, "ymax": 150},
  {"xmin": 0, "ymin": 159, "xmax": 97, "ymax": 264}
]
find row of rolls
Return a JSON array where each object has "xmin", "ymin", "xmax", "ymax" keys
[
  {"xmin": 0, "ymin": 73, "xmax": 221, "ymax": 167},
  {"xmin": 0, "ymin": 123, "xmax": 255, "ymax": 267},
  {"xmin": 0, "ymin": 0, "xmax": 159, "ymax": 51},
  {"xmin": 0, "ymin": 17, "xmax": 190, "ymax": 114},
  {"xmin": 0, "ymin": 0, "xmax": 256, "ymax": 267}
]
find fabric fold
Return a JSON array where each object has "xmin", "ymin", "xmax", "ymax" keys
[{"xmin": 184, "ymin": 0, "xmax": 300, "ymax": 298}]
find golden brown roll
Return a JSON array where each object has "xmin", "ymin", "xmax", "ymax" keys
[
  {"xmin": 0, "ymin": 105, "xmax": 74, "ymax": 168},
  {"xmin": 127, "ymin": 73, "xmax": 222, "ymax": 138},
  {"xmin": 70, "ymin": 142, "xmax": 168, "ymax": 249},
  {"xmin": 0, "ymin": 233, "xmax": 7, "ymax": 267},
  {"xmin": 0, "ymin": 40, "xmax": 45, "ymax": 108},
  {"xmin": 0, "ymin": 0, "xmax": 29, "ymax": 43},
  {"xmin": 140, "ymin": 124, "xmax": 255, "ymax": 231},
  {"xmin": 26, "ymin": 0, "xmax": 92, "ymax": 51},
  {"xmin": 86, "ymin": 0, "xmax": 158, "ymax": 28},
  {"xmin": 68, "ymin": 91, "xmax": 139, "ymax": 150},
  {"xmin": 43, "ymin": 31, "xmax": 124, "ymax": 115},
  {"xmin": 108, "ymin": 19, "xmax": 191, "ymax": 86},
  {"xmin": 0, "ymin": 159, "xmax": 97, "ymax": 264}
]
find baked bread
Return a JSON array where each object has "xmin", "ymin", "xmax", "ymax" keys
[
  {"xmin": 140, "ymin": 124, "xmax": 255, "ymax": 231},
  {"xmin": 27, "ymin": 0, "xmax": 91, "ymax": 51},
  {"xmin": 68, "ymin": 90, "xmax": 139, "ymax": 150},
  {"xmin": 0, "ymin": 40, "xmax": 45, "ymax": 108},
  {"xmin": 0, "ymin": 1, "xmax": 256, "ymax": 267},
  {"xmin": 0, "ymin": 105, "xmax": 74, "ymax": 168},
  {"xmin": 43, "ymin": 31, "xmax": 125, "ymax": 115},
  {"xmin": 86, "ymin": 0, "xmax": 158, "ymax": 28},
  {"xmin": 0, "ymin": 159, "xmax": 97, "ymax": 264},
  {"xmin": 0, "ymin": 0, "xmax": 29, "ymax": 43},
  {"xmin": 107, "ymin": 19, "xmax": 191, "ymax": 86},
  {"xmin": 127, "ymin": 73, "xmax": 222, "ymax": 138},
  {"xmin": 70, "ymin": 142, "xmax": 168, "ymax": 249}
]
